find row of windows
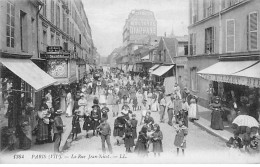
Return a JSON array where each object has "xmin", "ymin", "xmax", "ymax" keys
[
  {"xmin": 189, "ymin": 12, "xmax": 258, "ymax": 55},
  {"xmin": 191, "ymin": 0, "xmax": 245, "ymax": 24}
]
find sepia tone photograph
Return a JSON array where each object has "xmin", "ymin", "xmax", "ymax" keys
[{"xmin": 0, "ymin": 0, "xmax": 260, "ymax": 164}]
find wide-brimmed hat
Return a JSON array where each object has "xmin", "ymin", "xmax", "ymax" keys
[{"xmin": 55, "ymin": 109, "xmax": 63, "ymax": 115}]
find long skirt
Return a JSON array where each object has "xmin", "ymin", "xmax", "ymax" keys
[
  {"xmin": 134, "ymin": 142, "xmax": 148, "ymax": 156},
  {"xmin": 36, "ymin": 119, "xmax": 48, "ymax": 142},
  {"xmin": 211, "ymin": 110, "xmax": 224, "ymax": 130},
  {"xmin": 83, "ymin": 117, "xmax": 92, "ymax": 131},
  {"xmin": 174, "ymin": 133, "xmax": 186, "ymax": 149},
  {"xmin": 152, "ymin": 140, "xmax": 163, "ymax": 153},
  {"xmin": 20, "ymin": 131, "xmax": 31, "ymax": 150},
  {"xmin": 66, "ymin": 102, "xmax": 73, "ymax": 117},
  {"xmin": 92, "ymin": 120, "xmax": 100, "ymax": 130},
  {"xmin": 113, "ymin": 127, "xmax": 125, "ymax": 137},
  {"xmin": 188, "ymin": 103, "xmax": 199, "ymax": 119},
  {"xmin": 132, "ymin": 128, "xmax": 137, "ymax": 139},
  {"xmin": 72, "ymin": 122, "xmax": 81, "ymax": 134},
  {"xmin": 125, "ymin": 136, "xmax": 135, "ymax": 149},
  {"xmin": 60, "ymin": 97, "xmax": 66, "ymax": 113}
]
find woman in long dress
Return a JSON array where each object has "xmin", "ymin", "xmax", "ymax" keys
[
  {"xmin": 134, "ymin": 125, "xmax": 148, "ymax": 157},
  {"xmin": 60, "ymin": 87, "xmax": 67, "ymax": 113},
  {"xmin": 136, "ymin": 90, "xmax": 143, "ymax": 110},
  {"xmin": 66, "ymin": 90, "xmax": 73, "ymax": 117},
  {"xmin": 188, "ymin": 97, "xmax": 199, "ymax": 120}
]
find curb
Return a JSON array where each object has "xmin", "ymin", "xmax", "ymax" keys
[{"xmin": 193, "ymin": 120, "xmax": 230, "ymax": 142}]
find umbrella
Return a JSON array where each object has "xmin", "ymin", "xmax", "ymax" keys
[{"xmin": 232, "ymin": 115, "xmax": 259, "ymax": 128}]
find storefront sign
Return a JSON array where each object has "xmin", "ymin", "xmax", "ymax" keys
[
  {"xmin": 200, "ymin": 74, "xmax": 260, "ymax": 88},
  {"xmin": 47, "ymin": 59, "xmax": 68, "ymax": 78},
  {"xmin": 47, "ymin": 46, "xmax": 62, "ymax": 52}
]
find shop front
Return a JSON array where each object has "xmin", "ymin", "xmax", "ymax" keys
[
  {"xmin": 197, "ymin": 60, "xmax": 260, "ymax": 126},
  {"xmin": 0, "ymin": 53, "xmax": 56, "ymax": 150}
]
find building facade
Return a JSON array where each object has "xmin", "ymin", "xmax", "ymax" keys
[
  {"xmin": 123, "ymin": 9, "xmax": 157, "ymax": 47},
  {"xmin": 188, "ymin": 0, "xmax": 260, "ymax": 107},
  {"xmin": 39, "ymin": 0, "xmax": 94, "ymax": 84}
]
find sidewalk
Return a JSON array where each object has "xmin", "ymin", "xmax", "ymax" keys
[
  {"xmin": 193, "ymin": 105, "xmax": 233, "ymax": 142},
  {"xmin": 1, "ymin": 114, "xmax": 72, "ymax": 154}
]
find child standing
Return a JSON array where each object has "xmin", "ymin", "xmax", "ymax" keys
[
  {"xmin": 130, "ymin": 114, "xmax": 138, "ymax": 140},
  {"xmin": 96, "ymin": 118, "xmax": 113, "ymax": 154},
  {"xmin": 174, "ymin": 121, "xmax": 188, "ymax": 155},
  {"xmin": 112, "ymin": 93, "xmax": 119, "ymax": 117},
  {"xmin": 124, "ymin": 120, "xmax": 135, "ymax": 153},
  {"xmin": 83, "ymin": 112, "xmax": 92, "ymax": 138},
  {"xmin": 72, "ymin": 110, "xmax": 81, "ymax": 141},
  {"xmin": 151, "ymin": 124, "xmax": 163, "ymax": 157},
  {"xmin": 91, "ymin": 105, "xmax": 101, "ymax": 136}
]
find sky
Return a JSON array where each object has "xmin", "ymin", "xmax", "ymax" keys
[{"xmin": 82, "ymin": 0, "xmax": 189, "ymax": 57}]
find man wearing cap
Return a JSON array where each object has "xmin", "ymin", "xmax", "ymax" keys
[
  {"xmin": 96, "ymin": 118, "xmax": 113, "ymax": 153},
  {"xmin": 53, "ymin": 110, "xmax": 65, "ymax": 152}
]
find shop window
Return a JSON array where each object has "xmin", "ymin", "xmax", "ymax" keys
[
  {"xmin": 56, "ymin": 4, "xmax": 60, "ymax": 28},
  {"xmin": 163, "ymin": 49, "xmax": 166, "ymax": 62},
  {"xmin": 192, "ymin": 0, "xmax": 198, "ymax": 24},
  {"xmin": 42, "ymin": 0, "xmax": 46, "ymax": 17},
  {"xmin": 51, "ymin": 0, "xmax": 54, "ymax": 24},
  {"xmin": 6, "ymin": 1, "xmax": 15, "ymax": 48},
  {"xmin": 190, "ymin": 67, "xmax": 198, "ymax": 91},
  {"xmin": 189, "ymin": 33, "xmax": 196, "ymax": 55},
  {"xmin": 226, "ymin": 19, "xmax": 235, "ymax": 52},
  {"xmin": 205, "ymin": 27, "xmax": 215, "ymax": 54},
  {"xmin": 248, "ymin": 12, "xmax": 258, "ymax": 50},
  {"xmin": 63, "ymin": 10, "xmax": 66, "ymax": 32},
  {"xmin": 20, "ymin": 10, "xmax": 28, "ymax": 52}
]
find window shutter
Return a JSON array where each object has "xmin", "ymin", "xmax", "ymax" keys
[
  {"xmin": 213, "ymin": 27, "xmax": 216, "ymax": 53},
  {"xmin": 249, "ymin": 12, "xmax": 258, "ymax": 50},
  {"xmin": 205, "ymin": 29, "xmax": 207, "ymax": 53},
  {"xmin": 226, "ymin": 20, "xmax": 235, "ymax": 52},
  {"xmin": 247, "ymin": 14, "xmax": 249, "ymax": 50},
  {"xmin": 194, "ymin": 33, "xmax": 196, "ymax": 55}
]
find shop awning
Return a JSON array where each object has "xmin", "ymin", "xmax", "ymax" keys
[
  {"xmin": 141, "ymin": 54, "xmax": 149, "ymax": 60},
  {"xmin": 231, "ymin": 61, "xmax": 260, "ymax": 87},
  {"xmin": 151, "ymin": 65, "xmax": 174, "ymax": 76},
  {"xmin": 197, "ymin": 60, "xmax": 258, "ymax": 86},
  {"xmin": 149, "ymin": 64, "xmax": 160, "ymax": 72},
  {"xmin": 197, "ymin": 61, "xmax": 257, "ymax": 76},
  {"xmin": 0, "ymin": 58, "xmax": 56, "ymax": 91}
]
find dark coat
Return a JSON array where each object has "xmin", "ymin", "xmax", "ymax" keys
[
  {"xmin": 130, "ymin": 119, "xmax": 138, "ymax": 139},
  {"xmin": 113, "ymin": 117, "xmax": 126, "ymax": 137},
  {"xmin": 72, "ymin": 115, "xmax": 81, "ymax": 134},
  {"xmin": 83, "ymin": 115, "xmax": 92, "ymax": 131},
  {"xmin": 124, "ymin": 125, "xmax": 135, "ymax": 148},
  {"xmin": 91, "ymin": 110, "xmax": 101, "ymax": 130},
  {"xmin": 210, "ymin": 107, "xmax": 224, "ymax": 130}
]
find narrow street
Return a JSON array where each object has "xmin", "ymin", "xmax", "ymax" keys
[{"xmin": 61, "ymin": 94, "xmax": 260, "ymax": 163}]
